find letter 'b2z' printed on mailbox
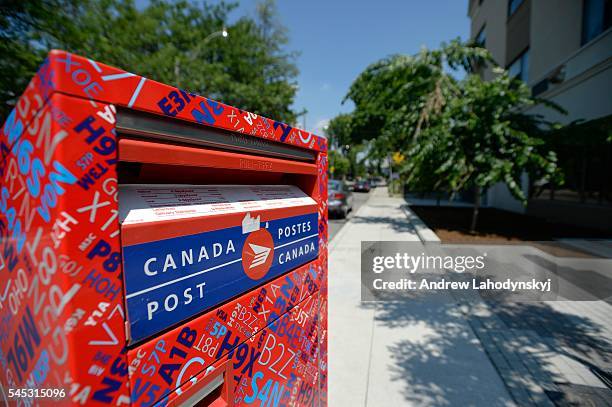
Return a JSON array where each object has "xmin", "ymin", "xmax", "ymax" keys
[{"xmin": 120, "ymin": 185, "xmax": 319, "ymax": 343}]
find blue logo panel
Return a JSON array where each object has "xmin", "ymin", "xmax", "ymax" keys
[{"xmin": 123, "ymin": 212, "xmax": 319, "ymax": 343}]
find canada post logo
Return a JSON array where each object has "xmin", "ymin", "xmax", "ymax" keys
[
  {"xmin": 241, "ymin": 213, "xmax": 274, "ymax": 279},
  {"xmin": 248, "ymin": 243, "xmax": 271, "ymax": 268}
]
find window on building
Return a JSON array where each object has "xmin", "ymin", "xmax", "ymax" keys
[
  {"xmin": 475, "ymin": 25, "xmax": 486, "ymax": 47},
  {"xmin": 508, "ymin": 0, "xmax": 524, "ymax": 17},
  {"xmin": 582, "ymin": 0, "xmax": 612, "ymax": 45},
  {"xmin": 507, "ymin": 48, "xmax": 530, "ymax": 83}
]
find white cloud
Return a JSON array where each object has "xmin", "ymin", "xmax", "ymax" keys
[{"xmin": 320, "ymin": 82, "xmax": 331, "ymax": 91}]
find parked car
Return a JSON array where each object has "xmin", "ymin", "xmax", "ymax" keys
[
  {"xmin": 353, "ymin": 179, "xmax": 371, "ymax": 192},
  {"xmin": 369, "ymin": 176, "xmax": 386, "ymax": 187},
  {"xmin": 328, "ymin": 180, "xmax": 353, "ymax": 218}
]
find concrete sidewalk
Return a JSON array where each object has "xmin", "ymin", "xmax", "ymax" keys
[{"xmin": 328, "ymin": 187, "xmax": 514, "ymax": 406}]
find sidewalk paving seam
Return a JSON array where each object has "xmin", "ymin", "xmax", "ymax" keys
[{"xmin": 362, "ymin": 304, "xmax": 377, "ymax": 407}]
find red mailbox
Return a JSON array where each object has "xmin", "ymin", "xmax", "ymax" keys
[{"xmin": 0, "ymin": 51, "xmax": 328, "ymax": 406}]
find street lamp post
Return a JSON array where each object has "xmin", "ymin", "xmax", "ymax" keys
[
  {"xmin": 295, "ymin": 108, "xmax": 307, "ymax": 130},
  {"xmin": 175, "ymin": 27, "xmax": 229, "ymax": 88}
]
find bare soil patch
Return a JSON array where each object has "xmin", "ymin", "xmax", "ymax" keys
[{"xmin": 410, "ymin": 206, "xmax": 610, "ymax": 257}]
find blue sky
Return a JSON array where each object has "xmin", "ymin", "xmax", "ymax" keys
[
  {"xmin": 234, "ymin": 0, "xmax": 471, "ymax": 135},
  {"xmin": 139, "ymin": 1, "xmax": 470, "ymax": 135}
]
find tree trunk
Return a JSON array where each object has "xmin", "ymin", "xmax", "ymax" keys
[
  {"xmin": 470, "ymin": 187, "xmax": 481, "ymax": 233},
  {"xmin": 579, "ymin": 146, "xmax": 587, "ymax": 203}
]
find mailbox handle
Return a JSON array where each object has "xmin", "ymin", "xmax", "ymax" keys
[{"xmin": 172, "ymin": 359, "xmax": 233, "ymax": 406}]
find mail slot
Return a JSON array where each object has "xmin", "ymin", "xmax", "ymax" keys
[{"xmin": 0, "ymin": 51, "xmax": 328, "ymax": 406}]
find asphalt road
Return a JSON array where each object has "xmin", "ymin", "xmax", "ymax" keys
[{"xmin": 328, "ymin": 190, "xmax": 371, "ymax": 241}]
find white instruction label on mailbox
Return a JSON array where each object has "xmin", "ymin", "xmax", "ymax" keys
[{"xmin": 119, "ymin": 184, "xmax": 315, "ymax": 224}]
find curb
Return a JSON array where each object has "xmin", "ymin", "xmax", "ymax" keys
[{"xmin": 401, "ymin": 205, "xmax": 441, "ymax": 243}]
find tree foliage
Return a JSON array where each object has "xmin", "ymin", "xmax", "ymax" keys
[
  {"xmin": 344, "ymin": 40, "xmax": 492, "ymax": 148},
  {"xmin": 338, "ymin": 39, "xmax": 564, "ymax": 230},
  {"xmin": 0, "ymin": 0, "xmax": 80, "ymax": 115},
  {"xmin": 0, "ymin": 0, "xmax": 299, "ymax": 123},
  {"xmin": 328, "ymin": 149, "xmax": 350, "ymax": 179},
  {"xmin": 346, "ymin": 143, "xmax": 367, "ymax": 178},
  {"xmin": 404, "ymin": 70, "xmax": 562, "ymax": 202},
  {"xmin": 325, "ymin": 113, "xmax": 353, "ymax": 149}
]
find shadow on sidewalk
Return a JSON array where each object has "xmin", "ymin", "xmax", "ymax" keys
[
  {"xmin": 523, "ymin": 254, "xmax": 612, "ymax": 304},
  {"xmin": 351, "ymin": 214, "xmax": 416, "ymax": 234},
  {"xmin": 360, "ymin": 290, "xmax": 612, "ymax": 405}
]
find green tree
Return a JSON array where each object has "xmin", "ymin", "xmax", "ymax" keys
[
  {"xmin": 0, "ymin": 0, "xmax": 299, "ymax": 123},
  {"xmin": 328, "ymin": 149, "xmax": 350, "ymax": 179},
  {"xmin": 404, "ymin": 69, "xmax": 562, "ymax": 231},
  {"xmin": 326, "ymin": 113, "xmax": 353, "ymax": 150},
  {"xmin": 339, "ymin": 40, "xmax": 563, "ymax": 231},
  {"xmin": 346, "ymin": 143, "xmax": 367, "ymax": 178},
  {"xmin": 343, "ymin": 40, "xmax": 490, "ymax": 154},
  {"xmin": 0, "ymin": 0, "xmax": 81, "ymax": 116}
]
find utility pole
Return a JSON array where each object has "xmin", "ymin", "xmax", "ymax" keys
[
  {"xmin": 295, "ymin": 108, "xmax": 308, "ymax": 130},
  {"xmin": 388, "ymin": 153, "xmax": 393, "ymax": 192}
]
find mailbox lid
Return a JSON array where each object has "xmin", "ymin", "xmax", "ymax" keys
[
  {"xmin": 120, "ymin": 185, "xmax": 320, "ymax": 343},
  {"xmin": 39, "ymin": 50, "xmax": 327, "ymax": 153}
]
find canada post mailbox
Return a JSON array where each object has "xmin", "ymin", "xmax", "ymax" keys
[{"xmin": 0, "ymin": 51, "xmax": 328, "ymax": 406}]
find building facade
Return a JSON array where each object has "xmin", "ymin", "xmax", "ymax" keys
[{"xmin": 468, "ymin": 0, "xmax": 612, "ymax": 230}]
